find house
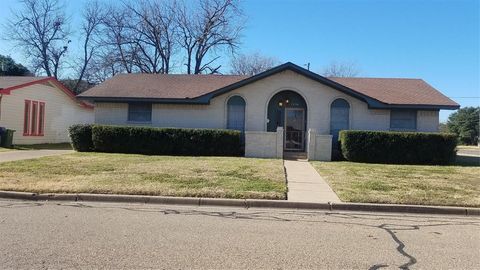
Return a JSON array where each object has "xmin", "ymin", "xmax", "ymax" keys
[
  {"xmin": 0, "ymin": 77, "xmax": 94, "ymax": 145},
  {"xmin": 78, "ymin": 62, "xmax": 459, "ymax": 160}
]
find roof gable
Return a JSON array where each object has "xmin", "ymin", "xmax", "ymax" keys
[{"xmin": 0, "ymin": 76, "xmax": 93, "ymax": 109}]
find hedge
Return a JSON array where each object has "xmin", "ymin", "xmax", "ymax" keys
[
  {"xmin": 68, "ymin": 124, "xmax": 94, "ymax": 152},
  {"xmin": 68, "ymin": 124, "xmax": 242, "ymax": 156},
  {"xmin": 339, "ymin": 130, "xmax": 457, "ymax": 165}
]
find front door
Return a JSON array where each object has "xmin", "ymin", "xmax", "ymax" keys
[{"xmin": 284, "ymin": 108, "xmax": 305, "ymax": 151}]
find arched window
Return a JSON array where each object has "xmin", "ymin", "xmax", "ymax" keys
[
  {"xmin": 227, "ymin": 96, "xmax": 246, "ymax": 132},
  {"xmin": 330, "ymin": 99, "xmax": 350, "ymax": 142}
]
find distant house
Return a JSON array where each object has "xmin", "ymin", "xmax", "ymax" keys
[
  {"xmin": 78, "ymin": 62, "xmax": 459, "ymax": 160},
  {"xmin": 0, "ymin": 77, "xmax": 94, "ymax": 145}
]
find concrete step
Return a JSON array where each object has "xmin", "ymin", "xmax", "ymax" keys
[{"xmin": 283, "ymin": 152, "xmax": 307, "ymax": 161}]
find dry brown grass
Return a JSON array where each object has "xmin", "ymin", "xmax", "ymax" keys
[
  {"xmin": 311, "ymin": 161, "xmax": 480, "ymax": 207},
  {"xmin": 0, "ymin": 153, "xmax": 286, "ymax": 199}
]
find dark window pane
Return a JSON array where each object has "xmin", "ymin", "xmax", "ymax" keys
[
  {"xmin": 227, "ymin": 96, "xmax": 245, "ymax": 131},
  {"xmin": 128, "ymin": 103, "xmax": 152, "ymax": 122},
  {"xmin": 390, "ymin": 110, "xmax": 416, "ymax": 130},
  {"xmin": 330, "ymin": 99, "xmax": 350, "ymax": 142}
]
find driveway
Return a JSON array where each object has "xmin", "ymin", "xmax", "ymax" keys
[
  {"xmin": 457, "ymin": 146, "xmax": 480, "ymax": 157},
  {"xmin": 0, "ymin": 199, "xmax": 478, "ymax": 269},
  {"xmin": 0, "ymin": 150, "xmax": 73, "ymax": 163}
]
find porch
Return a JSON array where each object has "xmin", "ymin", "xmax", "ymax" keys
[{"xmin": 244, "ymin": 127, "xmax": 333, "ymax": 161}]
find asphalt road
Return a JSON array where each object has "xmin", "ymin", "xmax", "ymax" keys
[{"xmin": 0, "ymin": 199, "xmax": 479, "ymax": 269}]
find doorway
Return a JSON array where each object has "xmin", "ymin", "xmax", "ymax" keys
[
  {"xmin": 267, "ymin": 90, "xmax": 307, "ymax": 152},
  {"xmin": 284, "ymin": 108, "xmax": 305, "ymax": 151}
]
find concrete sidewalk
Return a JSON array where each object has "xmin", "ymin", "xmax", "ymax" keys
[
  {"xmin": 0, "ymin": 150, "xmax": 73, "ymax": 163},
  {"xmin": 285, "ymin": 159, "xmax": 341, "ymax": 203}
]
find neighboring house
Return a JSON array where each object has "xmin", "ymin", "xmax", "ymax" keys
[
  {"xmin": 78, "ymin": 62, "xmax": 459, "ymax": 160},
  {"xmin": 0, "ymin": 77, "xmax": 94, "ymax": 145}
]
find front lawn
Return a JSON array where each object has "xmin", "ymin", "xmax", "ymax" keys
[
  {"xmin": 0, "ymin": 153, "xmax": 286, "ymax": 199},
  {"xmin": 311, "ymin": 161, "xmax": 480, "ymax": 207},
  {"xmin": 0, "ymin": 147, "xmax": 14, "ymax": 152}
]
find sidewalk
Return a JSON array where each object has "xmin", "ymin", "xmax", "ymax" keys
[
  {"xmin": 0, "ymin": 150, "xmax": 73, "ymax": 163},
  {"xmin": 284, "ymin": 159, "xmax": 341, "ymax": 203}
]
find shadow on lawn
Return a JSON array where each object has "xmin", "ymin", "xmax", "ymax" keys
[{"xmin": 13, "ymin": 143, "xmax": 72, "ymax": 151}]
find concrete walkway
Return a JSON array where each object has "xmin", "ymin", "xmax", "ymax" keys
[
  {"xmin": 285, "ymin": 159, "xmax": 341, "ymax": 203},
  {"xmin": 0, "ymin": 150, "xmax": 73, "ymax": 163}
]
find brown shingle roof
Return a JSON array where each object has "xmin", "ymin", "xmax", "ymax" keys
[
  {"xmin": 78, "ymin": 63, "xmax": 458, "ymax": 109},
  {"xmin": 328, "ymin": 77, "xmax": 458, "ymax": 106},
  {"xmin": 79, "ymin": 74, "xmax": 248, "ymax": 99}
]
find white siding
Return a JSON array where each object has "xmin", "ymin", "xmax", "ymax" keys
[
  {"xmin": 0, "ymin": 83, "xmax": 94, "ymax": 144},
  {"xmin": 93, "ymin": 70, "xmax": 439, "ymax": 134}
]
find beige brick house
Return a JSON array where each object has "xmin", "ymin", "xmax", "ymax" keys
[
  {"xmin": 0, "ymin": 77, "xmax": 94, "ymax": 144},
  {"xmin": 78, "ymin": 62, "xmax": 459, "ymax": 160}
]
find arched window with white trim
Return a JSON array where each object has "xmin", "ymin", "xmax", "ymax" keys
[
  {"xmin": 330, "ymin": 98, "xmax": 350, "ymax": 142},
  {"xmin": 227, "ymin": 96, "xmax": 246, "ymax": 132}
]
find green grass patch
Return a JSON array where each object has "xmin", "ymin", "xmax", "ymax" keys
[
  {"xmin": 0, "ymin": 152, "xmax": 286, "ymax": 200},
  {"xmin": 311, "ymin": 161, "xmax": 480, "ymax": 207},
  {"xmin": 0, "ymin": 147, "xmax": 14, "ymax": 152}
]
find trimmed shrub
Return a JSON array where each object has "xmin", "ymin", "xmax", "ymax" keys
[
  {"xmin": 339, "ymin": 130, "xmax": 457, "ymax": 165},
  {"xmin": 68, "ymin": 124, "xmax": 94, "ymax": 152},
  {"xmin": 91, "ymin": 125, "xmax": 242, "ymax": 156}
]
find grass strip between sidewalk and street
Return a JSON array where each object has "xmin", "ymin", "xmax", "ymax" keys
[
  {"xmin": 0, "ymin": 152, "xmax": 286, "ymax": 200},
  {"xmin": 311, "ymin": 161, "xmax": 480, "ymax": 207}
]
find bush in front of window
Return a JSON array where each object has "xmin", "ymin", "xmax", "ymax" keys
[
  {"xmin": 69, "ymin": 124, "xmax": 243, "ymax": 156},
  {"xmin": 339, "ymin": 130, "xmax": 457, "ymax": 165},
  {"xmin": 68, "ymin": 124, "xmax": 94, "ymax": 152}
]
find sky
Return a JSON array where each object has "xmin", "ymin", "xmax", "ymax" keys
[{"xmin": 0, "ymin": 0, "xmax": 478, "ymax": 122}]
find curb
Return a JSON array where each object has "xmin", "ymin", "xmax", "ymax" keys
[{"xmin": 0, "ymin": 190, "xmax": 478, "ymax": 216}]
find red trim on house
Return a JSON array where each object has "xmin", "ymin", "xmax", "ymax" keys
[
  {"xmin": 23, "ymin": 100, "xmax": 31, "ymax": 136},
  {"xmin": 38, "ymin": 102, "xmax": 45, "ymax": 136},
  {"xmin": 0, "ymin": 77, "xmax": 93, "ymax": 109},
  {"xmin": 31, "ymin": 101, "xmax": 38, "ymax": 136},
  {"xmin": 22, "ymin": 99, "xmax": 46, "ymax": 137}
]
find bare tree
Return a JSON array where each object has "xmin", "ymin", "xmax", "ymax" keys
[
  {"xmin": 230, "ymin": 52, "xmax": 279, "ymax": 75},
  {"xmin": 125, "ymin": 0, "xmax": 177, "ymax": 74},
  {"xmin": 73, "ymin": 0, "xmax": 105, "ymax": 92},
  {"xmin": 5, "ymin": 0, "xmax": 71, "ymax": 78},
  {"xmin": 176, "ymin": 0, "xmax": 244, "ymax": 74},
  {"xmin": 84, "ymin": 51, "xmax": 126, "ymax": 84},
  {"xmin": 321, "ymin": 61, "xmax": 360, "ymax": 77},
  {"xmin": 101, "ymin": 4, "xmax": 138, "ymax": 74}
]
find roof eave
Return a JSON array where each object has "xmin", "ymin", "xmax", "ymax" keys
[
  {"xmin": 78, "ymin": 96, "xmax": 211, "ymax": 105},
  {"xmin": 368, "ymin": 103, "xmax": 460, "ymax": 110}
]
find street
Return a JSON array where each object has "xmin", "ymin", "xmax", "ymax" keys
[{"xmin": 0, "ymin": 199, "xmax": 479, "ymax": 269}]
